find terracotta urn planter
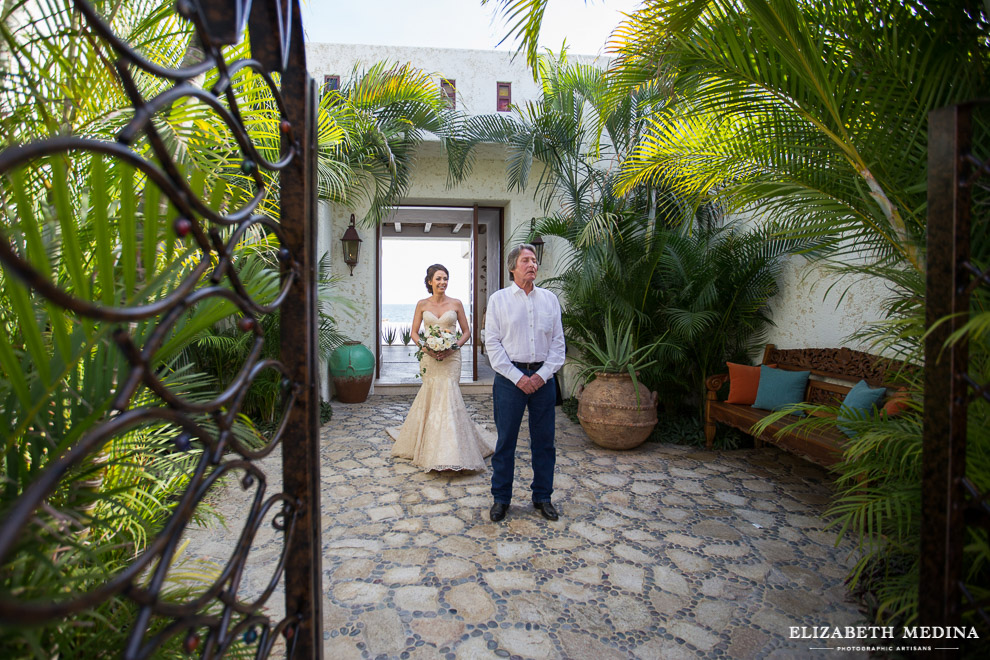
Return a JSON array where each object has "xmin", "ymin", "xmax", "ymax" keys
[
  {"xmin": 328, "ymin": 341, "xmax": 375, "ymax": 403},
  {"xmin": 576, "ymin": 372, "xmax": 658, "ymax": 450}
]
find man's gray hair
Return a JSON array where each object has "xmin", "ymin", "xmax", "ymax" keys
[{"xmin": 507, "ymin": 243, "xmax": 538, "ymax": 282}]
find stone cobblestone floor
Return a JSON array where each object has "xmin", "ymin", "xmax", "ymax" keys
[{"xmin": 186, "ymin": 394, "xmax": 868, "ymax": 659}]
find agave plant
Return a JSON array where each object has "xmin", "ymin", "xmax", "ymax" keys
[
  {"xmin": 400, "ymin": 325, "xmax": 413, "ymax": 346},
  {"xmin": 382, "ymin": 325, "xmax": 398, "ymax": 346},
  {"xmin": 568, "ymin": 315, "xmax": 669, "ymax": 405}
]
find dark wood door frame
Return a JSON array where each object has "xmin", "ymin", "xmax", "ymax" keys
[
  {"xmin": 499, "ymin": 207, "xmax": 505, "ymax": 287},
  {"xmin": 375, "ymin": 220, "xmax": 383, "ymax": 379},
  {"xmin": 375, "ymin": 204, "xmax": 503, "ymax": 383},
  {"xmin": 472, "ymin": 204, "xmax": 479, "ymax": 380}
]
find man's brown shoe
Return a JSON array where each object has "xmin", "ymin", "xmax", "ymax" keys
[{"xmin": 534, "ymin": 501, "xmax": 559, "ymax": 521}]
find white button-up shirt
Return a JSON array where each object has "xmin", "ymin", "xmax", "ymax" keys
[{"xmin": 484, "ymin": 281, "xmax": 566, "ymax": 384}]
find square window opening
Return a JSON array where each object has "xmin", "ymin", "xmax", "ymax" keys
[
  {"xmin": 497, "ymin": 82, "xmax": 511, "ymax": 112},
  {"xmin": 441, "ymin": 79, "xmax": 456, "ymax": 109}
]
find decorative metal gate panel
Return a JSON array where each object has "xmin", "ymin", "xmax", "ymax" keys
[
  {"xmin": 923, "ymin": 102, "xmax": 990, "ymax": 642},
  {"xmin": 0, "ymin": 0, "xmax": 322, "ymax": 657}
]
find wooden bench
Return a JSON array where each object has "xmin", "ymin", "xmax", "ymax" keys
[{"xmin": 704, "ymin": 344, "xmax": 908, "ymax": 467}]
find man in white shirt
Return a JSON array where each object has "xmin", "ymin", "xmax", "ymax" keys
[{"xmin": 484, "ymin": 244, "xmax": 566, "ymax": 522}]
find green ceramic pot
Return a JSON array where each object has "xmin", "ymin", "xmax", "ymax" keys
[{"xmin": 328, "ymin": 341, "xmax": 375, "ymax": 403}]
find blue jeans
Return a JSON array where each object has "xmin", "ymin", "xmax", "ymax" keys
[{"xmin": 491, "ymin": 370, "xmax": 556, "ymax": 504}]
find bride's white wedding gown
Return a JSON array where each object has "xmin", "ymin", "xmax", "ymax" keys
[{"xmin": 387, "ymin": 310, "xmax": 496, "ymax": 471}]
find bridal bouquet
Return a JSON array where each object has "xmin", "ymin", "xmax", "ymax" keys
[{"xmin": 414, "ymin": 326, "xmax": 461, "ymax": 375}]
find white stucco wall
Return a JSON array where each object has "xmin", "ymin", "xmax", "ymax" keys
[
  {"xmin": 321, "ymin": 200, "xmax": 374, "ymax": 396},
  {"xmin": 306, "ymin": 43, "xmax": 607, "ymax": 119},
  {"xmin": 317, "ymin": 201, "xmax": 334, "ymax": 402},
  {"xmin": 730, "ymin": 209, "xmax": 892, "ymax": 356},
  {"xmin": 764, "ymin": 256, "xmax": 892, "ymax": 354}
]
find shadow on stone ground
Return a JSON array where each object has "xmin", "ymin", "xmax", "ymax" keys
[{"xmin": 185, "ymin": 394, "xmax": 867, "ymax": 659}]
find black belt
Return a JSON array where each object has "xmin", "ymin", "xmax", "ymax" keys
[{"xmin": 512, "ymin": 361, "xmax": 544, "ymax": 371}]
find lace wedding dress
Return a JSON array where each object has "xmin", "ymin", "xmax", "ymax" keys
[{"xmin": 387, "ymin": 310, "xmax": 496, "ymax": 471}]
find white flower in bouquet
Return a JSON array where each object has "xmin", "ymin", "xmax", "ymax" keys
[
  {"xmin": 423, "ymin": 329, "xmax": 456, "ymax": 353},
  {"xmin": 413, "ymin": 326, "xmax": 462, "ymax": 376}
]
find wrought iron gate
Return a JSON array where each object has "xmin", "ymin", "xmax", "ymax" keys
[
  {"xmin": 923, "ymin": 102, "xmax": 990, "ymax": 644},
  {"xmin": 0, "ymin": 0, "xmax": 322, "ymax": 657}
]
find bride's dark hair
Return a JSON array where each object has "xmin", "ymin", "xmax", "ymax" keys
[{"xmin": 425, "ymin": 264, "xmax": 449, "ymax": 293}]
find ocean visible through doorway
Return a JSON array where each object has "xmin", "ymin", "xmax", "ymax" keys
[{"xmin": 381, "ymin": 302, "xmax": 417, "ymax": 338}]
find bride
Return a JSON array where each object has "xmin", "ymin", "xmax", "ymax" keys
[{"xmin": 387, "ymin": 264, "xmax": 496, "ymax": 472}]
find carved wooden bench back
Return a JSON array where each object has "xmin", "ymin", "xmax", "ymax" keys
[
  {"xmin": 761, "ymin": 344, "xmax": 915, "ymax": 407},
  {"xmin": 762, "ymin": 344, "xmax": 911, "ymax": 387}
]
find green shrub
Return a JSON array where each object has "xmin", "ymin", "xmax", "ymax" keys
[
  {"xmin": 553, "ymin": 221, "xmax": 807, "ymax": 419},
  {"xmin": 185, "ymin": 253, "xmax": 348, "ymax": 426},
  {"xmin": 561, "ymin": 397, "xmax": 579, "ymax": 424}
]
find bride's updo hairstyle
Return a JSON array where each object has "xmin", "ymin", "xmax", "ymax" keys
[{"xmin": 425, "ymin": 264, "xmax": 449, "ymax": 293}]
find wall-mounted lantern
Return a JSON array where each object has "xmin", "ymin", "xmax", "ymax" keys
[
  {"xmin": 530, "ymin": 218, "xmax": 545, "ymax": 263},
  {"xmin": 341, "ymin": 213, "xmax": 362, "ymax": 275}
]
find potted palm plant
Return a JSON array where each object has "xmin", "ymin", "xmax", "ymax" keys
[{"xmin": 570, "ymin": 316, "xmax": 666, "ymax": 450}]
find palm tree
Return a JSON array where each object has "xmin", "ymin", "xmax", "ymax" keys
[
  {"xmin": 448, "ymin": 50, "xmax": 680, "ymax": 257},
  {"xmin": 614, "ymin": 1, "xmax": 988, "ymax": 272},
  {"xmin": 606, "ymin": 0, "xmax": 990, "ymax": 627},
  {"xmin": 315, "ymin": 61, "xmax": 454, "ymax": 226},
  {"xmin": 481, "ymin": 0, "xmax": 570, "ymax": 74},
  {"xmin": 450, "ymin": 52, "xmax": 806, "ymax": 415},
  {"xmin": 483, "ymin": 0, "xmax": 990, "ymax": 629}
]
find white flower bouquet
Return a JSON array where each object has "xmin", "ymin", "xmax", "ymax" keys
[{"xmin": 414, "ymin": 325, "xmax": 461, "ymax": 375}]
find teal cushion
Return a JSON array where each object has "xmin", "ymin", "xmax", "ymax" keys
[
  {"xmin": 752, "ymin": 365, "xmax": 810, "ymax": 412},
  {"xmin": 837, "ymin": 379, "xmax": 887, "ymax": 437}
]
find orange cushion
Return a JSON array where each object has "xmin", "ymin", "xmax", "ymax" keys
[
  {"xmin": 884, "ymin": 388, "xmax": 911, "ymax": 416},
  {"xmin": 726, "ymin": 362, "xmax": 761, "ymax": 404}
]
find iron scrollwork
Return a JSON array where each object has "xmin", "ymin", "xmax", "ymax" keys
[{"xmin": 0, "ymin": 0, "xmax": 321, "ymax": 657}]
